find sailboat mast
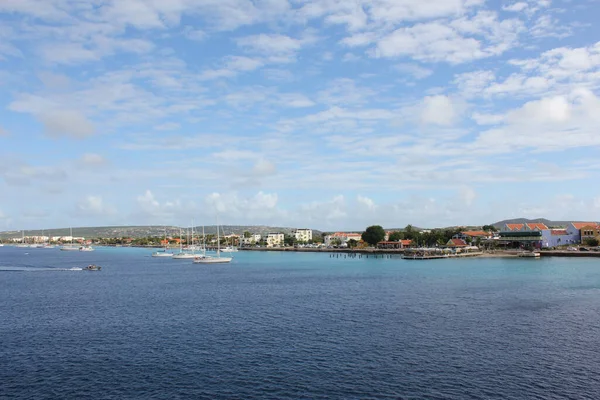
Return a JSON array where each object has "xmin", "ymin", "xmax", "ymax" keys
[{"xmin": 216, "ymin": 216, "xmax": 220, "ymax": 256}]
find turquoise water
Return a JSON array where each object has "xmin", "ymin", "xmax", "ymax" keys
[{"xmin": 1, "ymin": 246, "xmax": 600, "ymax": 399}]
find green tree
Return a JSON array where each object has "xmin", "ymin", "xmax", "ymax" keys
[
  {"xmin": 482, "ymin": 225, "xmax": 498, "ymax": 232},
  {"xmin": 284, "ymin": 235, "xmax": 297, "ymax": 246},
  {"xmin": 388, "ymin": 231, "xmax": 403, "ymax": 241},
  {"xmin": 243, "ymin": 231, "xmax": 251, "ymax": 238},
  {"xmin": 361, "ymin": 225, "xmax": 386, "ymax": 246},
  {"xmin": 347, "ymin": 239, "xmax": 358, "ymax": 248},
  {"xmin": 585, "ymin": 237, "xmax": 599, "ymax": 247}
]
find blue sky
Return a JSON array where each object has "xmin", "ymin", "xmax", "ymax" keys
[{"xmin": 1, "ymin": 0, "xmax": 599, "ymax": 231}]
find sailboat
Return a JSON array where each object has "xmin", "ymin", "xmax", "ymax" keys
[
  {"xmin": 173, "ymin": 225, "xmax": 197, "ymax": 259},
  {"xmin": 39, "ymin": 229, "xmax": 55, "ymax": 249},
  {"xmin": 152, "ymin": 227, "xmax": 174, "ymax": 257},
  {"xmin": 16, "ymin": 230, "xmax": 29, "ymax": 248},
  {"xmin": 193, "ymin": 216, "xmax": 232, "ymax": 264},
  {"xmin": 220, "ymin": 229, "xmax": 239, "ymax": 253},
  {"xmin": 60, "ymin": 227, "xmax": 79, "ymax": 251}
]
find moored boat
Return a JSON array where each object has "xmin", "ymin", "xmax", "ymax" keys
[{"xmin": 518, "ymin": 251, "xmax": 541, "ymax": 258}]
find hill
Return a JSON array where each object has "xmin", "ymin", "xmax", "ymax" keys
[{"xmin": 0, "ymin": 225, "xmax": 323, "ymax": 239}]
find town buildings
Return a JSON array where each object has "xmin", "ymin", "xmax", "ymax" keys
[
  {"xmin": 240, "ymin": 234, "xmax": 262, "ymax": 245},
  {"xmin": 324, "ymin": 232, "xmax": 362, "ymax": 247},
  {"xmin": 266, "ymin": 232, "xmax": 284, "ymax": 247},
  {"xmin": 580, "ymin": 224, "xmax": 600, "ymax": 242},
  {"xmin": 498, "ymin": 222, "xmax": 599, "ymax": 248},
  {"xmin": 293, "ymin": 229, "xmax": 313, "ymax": 243}
]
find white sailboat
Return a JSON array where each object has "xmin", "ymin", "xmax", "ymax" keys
[
  {"xmin": 60, "ymin": 227, "xmax": 79, "ymax": 251},
  {"xmin": 193, "ymin": 216, "xmax": 232, "ymax": 264},
  {"xmin": 173, "ymin": 225, "xmax": 198, "ymax": 259},
  {"xmin": 152, "ymin": 227, "xmax": 174, "ymax": 257},
  {"xmin": 16, "ymin": 230, "xmax": 29, "ymax": 248}
]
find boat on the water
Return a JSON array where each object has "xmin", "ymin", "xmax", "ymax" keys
[
  {"xmin": 84, "ymin": 264, "xmax": 101, "ymax": 271},
  {"xmin": 193, "ymin": 216, "xmax": 232, "ymax": 264},
  {"xmin": 79, "ymin": 246, "xmax": 94, "ymax": 252},
  {"xmin": 60, "ymin": 227, "xmax": 79, "ymax": 251},
  {"xmin": 518, "ymin": 251, "xmax": 541, "ymax": 258},
  {"xmin": 152, "ymin": 227, "xmax": 174, "ymax": 257}
]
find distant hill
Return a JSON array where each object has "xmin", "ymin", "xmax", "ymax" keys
[
  {"xmin": 0, "ymin": 225, "xmax": 323, "ymax": 239},
  {"xmin": 492, "ymin": 218, "xmax": 597, "ymax": 229}
]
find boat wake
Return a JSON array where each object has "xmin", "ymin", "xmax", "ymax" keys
[{"xmin": 0, "ymin": 266, "xmax": 83, "ymax": 272}]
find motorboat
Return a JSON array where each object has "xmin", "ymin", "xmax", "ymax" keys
[
  {"xmin": 152, "ymin": 249, "xmax": 174, "ymax": 257},
  {"xmin": 84, "ymin": 264, "xmax": 101, "ymax": 271},
  {"xmin": 79, "ymin": 246, "xmax": 95, "ymax": 252}
]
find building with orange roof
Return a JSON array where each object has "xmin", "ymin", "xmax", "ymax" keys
[
  {"xmin": 579, "ymin": 224, "xmax": 600, "ymax": 243},
  {"xmin": 377, "ymin": 239, "xmax": 413, "ymax": 249},
  {"xmin": 446, "ymin": 238, "xmax": 468, "ymax": 247}
]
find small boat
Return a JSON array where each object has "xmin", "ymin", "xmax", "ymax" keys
[
  {"xmin": 79, "ymin": 246, "xmax": 95, "ymax": 252},
  {"xmin": 84, "ymin": 264, "xmax": 101, "ymax": 271},
  {"xmin": 220, "ymin": 246, "xmax": 238, "ymax": 253},
  {"xmin": 518, "ymin": 251, "xmax": 541, "ymax": 258}
]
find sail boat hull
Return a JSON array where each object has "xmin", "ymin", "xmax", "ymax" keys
[
  {"xmin": 60, "ymin": 246, "xmax": 79, "ymax": 251},
  {"xmin": 193, "ymin": 256, "xmax": 232, "ymax": 264},
  {"xmin": 152, "ymin": 251, "xmax": 174, "ymax": 257},
  {"xmin": 172, "ymin": 253, "xmax": 197, "ymax": 259}
]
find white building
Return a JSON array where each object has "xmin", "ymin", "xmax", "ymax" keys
[
  {"xmin": 293, "ymin": 228, "xmax": 313, "ymax": 243},
  {"xmin": 324, "ymin": 232, "xmax": 362, "ymax": 246},
  {"xmin": 266, "ymin": 232, "xmax": 284, "ymax": 247},
  {"xmin": 240, "ymin": 234, "xmax": 262, "ymax": 245}
]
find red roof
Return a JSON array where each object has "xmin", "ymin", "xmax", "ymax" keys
[
  {"xmin": 400, "ymin": 239, "xmax": 412, "ymax": 245},
  {"xmin": 447, "ymin": 238, "xmax": 468, "ymax": 247},
  {"xmin": 572, "ymin": 222, "xmax": 599, "ymax": 230},
  {"xmin": 506, "ymin": 224, "xmax": 523, "ymax": 231},
  {"xmin": 551, "ymin": 229, "xmax": 567, "ymax": 236},
  {"xmin": 506, "ymin": 223, "xmax": 548, "ymax": 231},
  {"xmin": 462, "ymin": 230, "xmax": 490, "ymax": 237},
  {"xmin": 526, "ymin": 223, "xmax": 548, "ymax": 230}
]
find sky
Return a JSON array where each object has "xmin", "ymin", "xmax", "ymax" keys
[{"xmin": 1, "ymin": 0, "xmax": 599, "ymax": 231}]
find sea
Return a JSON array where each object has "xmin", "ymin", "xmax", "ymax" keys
[{"xmin": 1, "ymin": 246, "xmax": 600, "ymax": 399}]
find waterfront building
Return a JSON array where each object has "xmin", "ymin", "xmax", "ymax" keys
[
  {"xmin": 293, "ymin": 229, "xmax": 313, "ymax": 243},
  {"xmin": 324, "ymin": 232, "xmax": 362, "ymax": 246},
  {"xmin": 452, "ymin": 231, "xmax": 493, "ymax": 243},
  {"xmin": 266, "ymin": 233, "xmax": 284, "ymax": 247},
  {"xmin": 377, "ymin": 240, "xmax": 413, "ymax": 249},
  {"xmin": 498, "ymin": 223, "xmax": 547, "ymax": 248},
  {"xmin": 446, "ymin": 238, "xmax": 468, "ymax": 247},
  {"xmin": 577, "ymin": 223, "xmax": 600, "ymax": 243},
  {"xmin": 240, "ymin": 234, "xmax": 262, "ymax": 245}
]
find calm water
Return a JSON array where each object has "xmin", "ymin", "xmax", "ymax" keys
[{"xmin": 1, "ymin": 247, "xmax": 600, "ymax": 399}]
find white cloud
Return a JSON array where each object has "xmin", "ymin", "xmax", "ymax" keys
[
  {"xmin": 39, "ymin": 110, "xmax": 96, "ymax": 138},
  {"xmin": 373, "ymin": 12, "xmax": 523, "ymax": 64},
  {"xmin": 503, "ymin": 2, "xmax": 529, "ymax": 12},
  {"xmin": 420, "ymin": 95, "xmax": 460, "ymax": 126},
  {"xmin": 357, "ymin": 195, "xmax": 377, "ymax": 211},
  {"xmin": 76, "ymin": 195, "xmax": 115, "ymax": 216},
  {"xmin": 79, "ymin": 153, "xmax": 107, "ymax": 166},
  {"xmin": 252, "ymin": 159, "xmax": 277, "ymax": 176},
  {"xmin": 473, "ymin": 89, "xmax": 600, "ymax": 152},
  {"xmin": 395, "ymin": 63, "xmax": 433, "ymax": 79}
]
